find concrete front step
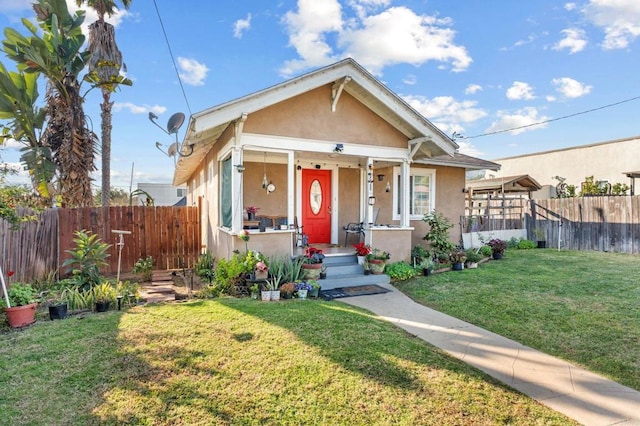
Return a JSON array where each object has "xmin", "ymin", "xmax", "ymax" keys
[
  {"xmin": 317, "ymin": 273, "xmax": 389, "ymax": 291},
  {"xmin": 316, "ymin": 253, "xmax": 389, "ymax": 290}
]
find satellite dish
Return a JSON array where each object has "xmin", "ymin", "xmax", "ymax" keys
[
  {"xmin": 167, "ymin": 142, "xmax": 178, "ymax": 157},
  {"xmin": 166, "ymin": 112, "xmax": 185, "ymax": 134}
]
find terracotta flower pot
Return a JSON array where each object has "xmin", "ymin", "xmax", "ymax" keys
[
  {"xmin": 368, "ymin": 259, "xmax": 385, "ymax": 274},
  {"xmin": 4, "ymin": 303, "xmax": 37, "ymax": 328},
  {"xmin": 302, "ymin": 263, "xmax": 322, "ymax": 279}
]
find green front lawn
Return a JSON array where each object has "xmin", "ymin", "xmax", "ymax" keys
[
  {"xmin": 0, "ymin": 300, "xmax": 575, "ymax": 425},
  {"xmin": 396, "ymin": 249, "xmax": 640, "ymax": 391}
]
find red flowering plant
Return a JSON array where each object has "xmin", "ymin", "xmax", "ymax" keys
[
  {"xmin": 301, "ymin": 246, "xmax": 325, "ymax": 264},
  {"xmin": 245, "ymin": 206, "xmax": 260, "ymax": 214},
  {"xmin": 353, "ymin": 242, "xmax": 371, "ymax": 256}
]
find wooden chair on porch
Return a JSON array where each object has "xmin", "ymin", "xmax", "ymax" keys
[{"xmin": 343, "ymin": 208, "xmax": 379, "ymax": 247}]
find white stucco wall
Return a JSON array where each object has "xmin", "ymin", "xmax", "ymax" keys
[{"xmin": 489, "ymin": 136, "xmax": 640, "ymax": 196}]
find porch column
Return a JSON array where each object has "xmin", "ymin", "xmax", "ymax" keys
[
  {"xmin": 287, "ymin": 151, "xmax": 295, "ymax": 226},
  {"xmin": 366, "ymin": 158, "xmax": 375, "ymax": 225},
  {"xmin": 232, "ymin": 147, "xmax": 243, "ymax": 234},
  {"xmin": 400, "ymin": 160, "xmax": 410, "ymax": 227}
]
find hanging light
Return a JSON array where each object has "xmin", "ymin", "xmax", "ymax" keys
[{"xmin": 262, "ymin": 152, "xmax": 268, "ymax": 189}]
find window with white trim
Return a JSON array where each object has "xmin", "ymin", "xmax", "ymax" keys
[{"xmin": 392, "ymin": 167, "xmax": 436, "ymax": 220}]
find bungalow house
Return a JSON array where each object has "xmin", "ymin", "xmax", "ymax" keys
[{"xmin": 173, "ymin": 58, "xmax": 498, "ymax": 262}]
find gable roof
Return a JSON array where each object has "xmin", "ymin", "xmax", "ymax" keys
[
  {"xmin": 465, "ymin": 175, "xmax": 542, "ymax": 193},
  {"xmin": 174, "ymin": 58, "xmax": 458, "ymax": 185},
  {"xmin": 416, "ymin": 152, "xmax": 500, "ymax": 171}
]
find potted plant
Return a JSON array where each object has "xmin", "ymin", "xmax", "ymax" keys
[
  {"xmin": 254, "ymin": 260, "xmax": 269, "ymax": 280},
  {"xmin": 132, "ymin": 255, "xmax": 154, "ymax": 282},
  {"xmin": 319, "ymin": 265, "xmax": 327, "ymax": 279},
  {"xmin": 353, "ymin": 242, "xmax": 371, "ymax": 265},
  {"xmin": 296, "ymin": 281, "xmax": 312, "ymax": 300},
  {"xmin": 411, "ymin": 244, "xmax": 430, "ymax": 267},
  {"xmin": 449, "ymin": 249, "xmax": 467, "ymax": 271},
  {"xmin": 47, "ymin": 294, "xmax": 68, "ymax": 320},
  {"xmin": 534, "ymin": 228, "xmax": 547, "ymax": 248},
  {"xmin": 279, "ymin": 282, "xmax": 295, "ymax": 299},
  {"xmin": 420, "ymin": 259, "xmax": 436, "ymax": 276},
  {"xmin": 299, "ymin": 247, "xmax": 325, "ymax": 279},
  {"xmin": 464, "ymin": 249, "xmax": 482, "ymax": 269},
  {"xmin": 307, "ymin": 280, "xmax": 321, "ymax": 298},
  {"xmin": 1, "ymin": 282, "xmax": 39, "ymax": 328},
  {"xmin": 91, "ymin": 282, "xmax": 117, "ymax": 312},
  {"xmin": 264, "ymin": 277, "xmax": 280, "ymax": 301},
  {"xmin": 487, "ymin": 239, "xmax": 507, "ymax": 260},
  {"xmin": 366, "ymin": 248, "xmax": 390, "ymax": 274},
  {"xmin": 245, "ymin": 206, "xmax": 259, "ymax": 221},
  {"xmin": 249, "ymin": 283, "xmax": 260, "ymax": 300}
]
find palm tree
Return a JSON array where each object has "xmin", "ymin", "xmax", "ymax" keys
[
  {"xmin": 3, "ymin": 0, "xmax": 96, "ymax": 207},
  {"xmin": 77, "ymin": 0, "xmax": 132, "ymax": 207}
]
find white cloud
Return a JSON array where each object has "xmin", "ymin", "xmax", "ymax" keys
[
  {"xmin": 485, "ymin": 107, "xmax": 550, "ymax": 135},
  {"xmin": 552, "ymin": 77, "xmax": 592, "ymax": 98},
  {"xmin": 565, "ymin": 3, "xmax": 577, "ymax": 11},
  {"xmin": 280, "ymin": 0, "xmax": 343, "ymax": 76},
  {"xmin": 403, "ymin": 95, "xmax": 487, "ymax": 135},
  {"xmin": 280, "ymin": 2, "xmax": 471, "ymax": 76},
  {"xmin": 553, "ymin": 28, "xmax": 587, "ymax": 53},
  {"xmin": 456, "ymin": 140, "xmax": 483, "ymax": 157},
  {"xmin": 177, "ymin": 57, "xmax": 209, "ymax": 86},
  {"xmin": 582, "ymin": 0, "xmax": 640, "ymax": 49},
  {"xmin": 0, "ymin": 137, "xmax": 22, "ymax": 149},
  {"xmin": 113, "ymin": 103, "xmax": 167, "ymax": 115},
  {"xmin": 465, "ymin": 84, "xmax": 482, "ymax": 95},
  {"xmin": 506, "ymin": 81, "xmax": 535, "ymax": 100},
  {"xmin": 402, "ymin": 74, "xmax": 417, "ymax": 85},
  {"xmin": 233, "ymin": 14, "xmax": 252, "ymax": 38},
  {"xmin": 342, "ymin": 7, "xmax": 471, "ymax": 75}
]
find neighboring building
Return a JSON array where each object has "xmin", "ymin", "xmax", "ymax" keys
[
  {"xmin": 136, "ymin": 183, "xmax": 187, "ymax": 206},
  {"xmin": 490, "ymin": 136, "xmax": 640, "ymax": 198},
  {"xmin": 173, "ymin": 58, "xmax": 499, "ymax": 261}
]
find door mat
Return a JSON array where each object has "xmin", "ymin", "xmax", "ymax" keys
[{"xmin": 320, "ymin": 285, "xmax": 391, "ymax": 300}]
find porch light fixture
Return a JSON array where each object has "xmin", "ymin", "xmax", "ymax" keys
[
  {"xmin": 368, "ymin": 196, "xmax": 376, "ymax": 205},
  {"xmin": 377, "ymin": 174, "xmax": 385, "ymax": 181},
  {"xmin": 235, "ymin": 164, "xmax": 246, "ymax": 172},
  {"xmin": 333, "ymin": 143, "xmax": 344, "ymax": 153},
  {"xmin": 262, "ymin": 153, "xmax": 268, "ymax": 189}
]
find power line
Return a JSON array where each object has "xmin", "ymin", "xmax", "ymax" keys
[
  {"xmin": 461, "ymin": 95, "xmax": 640, "ymax": 139},
  {"xmin": 152, "ymin": 0, "xmax": 192, "ymax": 116}
]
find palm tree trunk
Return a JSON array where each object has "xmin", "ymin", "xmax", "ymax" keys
[{"xmin": 101, "ymin": 88, "xmax": 113, "ymax": 207}]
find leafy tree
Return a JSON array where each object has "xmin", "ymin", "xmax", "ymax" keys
[
  {"xmin": 422, "ymin": 211, "xmax": 455, "ymax": 257},
  {"xmin": 0, "ymin": 62, "xmax": 55, "ymax": 200},
  {"xmin": 77, "ymin": 0, "xmax": 133, "ymax": 207},
  {"xmin": 2, "ymin": 0, "xmax": 97, "ymax": 207}
]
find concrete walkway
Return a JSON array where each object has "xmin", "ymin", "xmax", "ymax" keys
[{"xmin": 341, "ymin": 283, "xmax": 640, "ymax": 426}]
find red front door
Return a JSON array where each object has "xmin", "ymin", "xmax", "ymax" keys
[{"xmin": 302, "ymin": 169, "xmax": 331, "ymax": 244}]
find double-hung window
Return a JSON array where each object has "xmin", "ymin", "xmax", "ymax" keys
[{"xmin": 392, "ymin": 167, "xmax": 436, "ymax": 220}]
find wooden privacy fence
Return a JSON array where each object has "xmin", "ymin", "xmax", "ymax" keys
[
  {"xmin": 1, "ymin": 206, "xmax": 200, "ymax": 284},
  {"xmin": 525, "ymin": 196, "xmax": 640, "ymax": 254}
]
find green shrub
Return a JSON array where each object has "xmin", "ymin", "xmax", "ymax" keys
[
  {"xmin": 196, "ymin": 250, "xmax": 216, "ymax": 284},
  {"xmin": 62, "ymin": 230, "xmax": 111, "ymax": 292},
  {"xmin": 214, "ymin": 255, "xmax": 248, "ymax": 295},
  {"xmin": 479, "ymin": 245, "xmax": 493, "ymax": 257},
  {"xmin": 132, "ymin": 256, "xmax": 154, "ymax": 282},
  {"xmin": 507, "ymin": 237, "xmax": 520, "ymax": 248},
  {"xmin": 422, "ymin": 211, "xmax": 455, "ymax": 257},
  {"xmin": 385, "ymin": 261, "xmax": 417, "ymax": 281},
  {"xmin": 516, "ymin": 239, "xmax": 537, "ymax": 249}
]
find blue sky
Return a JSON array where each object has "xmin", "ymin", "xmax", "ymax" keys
[{"xmin": 1, "ymin": 0, "xmax": 639, "ymax": 191}]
